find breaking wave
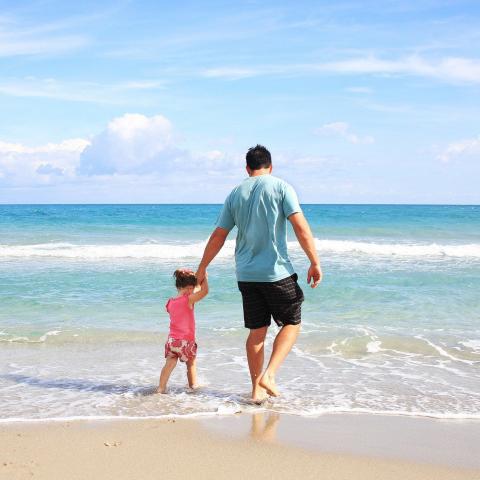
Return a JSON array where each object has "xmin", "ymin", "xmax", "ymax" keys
[{"xmin": 1, "ymin": 239, "xmax": 479, "ymax": 259}]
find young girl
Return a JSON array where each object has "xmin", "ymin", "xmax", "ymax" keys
[{"xmin": 156, "ymin": 269, "xmax": 208, "ymax": 393}]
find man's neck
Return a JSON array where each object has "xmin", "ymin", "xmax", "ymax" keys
[{"xmin": 249, "ymin": 168, "xmax": 271, "ymax": 177}]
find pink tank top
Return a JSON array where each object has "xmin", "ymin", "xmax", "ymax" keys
[{"xmin": 166, "ymin": 294, "xmax": 195, "ymax": 341}]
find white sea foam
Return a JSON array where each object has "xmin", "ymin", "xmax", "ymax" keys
[
  {"xmin": 311, "ymin": 239, "xmax": 480, "ymax": 258},
  {"xmin": 276, "ymin": 408, "xmax": 480, "ymax": 420},
  {"xmin": 366, "ymin": 340, "xmax": 382, "ymax": 353},
  {"xmin": 1, "ymin": 239, "xmax": 480, "ymax": 259},
  {"xmin": 416, "ymin": 335, "xmax": 476, "ymax": 365},
  {"xmin": 1, "ymin": 409, "xmax": 480, "ymax": 423},
  {"xmin": 38, "ymin": 330, "xmax": 61, "ymax": 342},
  {"xmin": 216, "ymin": 404, "xmax": 243, "ymax": 415},
  {"xmin": 460, "ymin": 340, "xmax": 480, "ymax": 351},
  {"xmin": 0, "ymin": 330, "xmax": 64, "ymax": 344},
  {"xmin": 0, "ymin": 241, "xmax": 233, "ymax": 259},
  {"xmin": 2, "ymin": 338, "xmax": 480, "ymax": 422},
  {"xmin": 1, "ymin": 336, "xmax": 30, "ymax": 343}
]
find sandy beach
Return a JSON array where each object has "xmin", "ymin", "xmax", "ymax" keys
[
  {"xmin": 1, "ymin": 413, "xmax": 479, "ymax": 480},
  {"xmin": 2, "ymin": 0, "xmax": 480, "ymax": 477}
]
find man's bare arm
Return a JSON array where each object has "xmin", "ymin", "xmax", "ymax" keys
[
  {"xmin": 289, "ymin": 212, "xmax": 322, "ymax": 288},
  {"xmin": 196, "ymin": 227, "xmax": 230, "ymax": 283}
]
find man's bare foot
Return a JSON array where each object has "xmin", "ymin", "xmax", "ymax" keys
[
  {"xmin": 251, "ymin": 385, "xmax": 267, "ymax": 404},
  {"xmin": 155, "ymin": 386, "xmax": 167, "ymax": 394},
  {"xmin": 259, "ymin": 373, "xmax": 279, "ymax": 397}
]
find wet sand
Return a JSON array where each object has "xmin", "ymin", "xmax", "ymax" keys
[{"xmin": 1, "ymin": 413, "xmax": 479, "ymax": 480}]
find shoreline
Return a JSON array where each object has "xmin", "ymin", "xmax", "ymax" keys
[
  {"xmin": 2, "ymin": 408, "xmax": 480, "ymax": 423},
  {"xmin": 1, "ymin": 412, "xmax": 479, "ymax": 479}
]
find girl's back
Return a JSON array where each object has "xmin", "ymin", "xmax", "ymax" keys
[{"xmin": 166, "ymin": 294, "xmax": 195, "ymax": 341}]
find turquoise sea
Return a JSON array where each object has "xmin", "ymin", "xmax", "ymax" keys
[{"xmin": 1, "ymin": 204, "xmax": 479, "ymax": 420}]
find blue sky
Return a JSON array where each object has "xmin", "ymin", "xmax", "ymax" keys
[{"xmin": 0, "ymin": 0, "xmax": 479, "ymax": 203}]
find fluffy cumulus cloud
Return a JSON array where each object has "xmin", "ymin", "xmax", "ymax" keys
[
  {"xmin": 315, "ymin": 122, "xmax": 374, "ymax": 144},
  {"xmin": 0, "ymin": 138, "xmax": 89, "ymax": 186},
  {"xmin": 78, "ymin": 114, "xmax": 188, "ymax": 175},
  {"xmin": 0, "ymin": 113, "xmax": 244, "ymax": 202},
  {"xmin": 437, "ymin": 135, "xmax": 480, "ymax": 163},
  {"xmin": 0, "ymin": 112, "xmax": 225, "ymax": 189},
  {"xmin": 1, "ymin": 115, "xmax": 479, "ymax": 203}
]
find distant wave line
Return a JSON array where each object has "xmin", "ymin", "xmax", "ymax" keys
[{"xmin": 1, "ymin": 240, "xmax": 480, "ymax": 259}]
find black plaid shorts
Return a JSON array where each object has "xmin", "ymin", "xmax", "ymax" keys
[{"xmin": 238, "ymin": 273, "xmax": 304, "ymax": 329}]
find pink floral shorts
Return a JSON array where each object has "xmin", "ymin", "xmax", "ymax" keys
[{"xmin": 165, "ymin": 337, "xmax": 197, "ymax": 362}]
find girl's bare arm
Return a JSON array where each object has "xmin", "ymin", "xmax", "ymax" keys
[{"xmin": 188, "ymin": 275, "xmax": 209, "ymax": 305}]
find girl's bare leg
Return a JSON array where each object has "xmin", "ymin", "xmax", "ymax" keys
[
  {"xmin": 186, "ymin": 358, "xmax": 198, "ymax": 389},
  {"xmin": 156, "ymin": 356, "xmax": 178, "ymax": 393}
]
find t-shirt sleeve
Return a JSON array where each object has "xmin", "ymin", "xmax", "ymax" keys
[
  {"xmin": 215, "ymin": 194, "xmax": 235, "ymax": 231},
  {"xmin": 282, "ymin": 184, "xmax": 302, "ymax": 218}
]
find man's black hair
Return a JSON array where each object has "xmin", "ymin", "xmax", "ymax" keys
[{"xmin": 246, "ymin": 144, "xmax": 272, "ymax": 170}]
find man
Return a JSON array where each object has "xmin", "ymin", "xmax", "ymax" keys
[{"xmin": 196, "ymin": 145, "xmax": 322, "ymax": 402}]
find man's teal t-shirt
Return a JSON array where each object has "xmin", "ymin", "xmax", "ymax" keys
[{"xmin": 216, "ymin": 175, "xmax": 301, "ymax": 282}]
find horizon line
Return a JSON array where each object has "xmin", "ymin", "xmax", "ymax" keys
[{"xmin": 1, "ymin": 203, "xmax": 479, "ymax": 207}]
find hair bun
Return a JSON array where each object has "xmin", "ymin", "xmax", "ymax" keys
[
  {"xmin": 174, "ymin": 268, "xmax": 194, "ymax": 278},
  {"xmin": 173, "ymin": 269, "xmax": 197, "ymax": 288}
]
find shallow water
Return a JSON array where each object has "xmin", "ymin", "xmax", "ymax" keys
[{"xmin": 1, "ymin": 204, "xmax": 479, "ymax": 420}]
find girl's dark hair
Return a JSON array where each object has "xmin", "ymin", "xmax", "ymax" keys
[{"xmin": 173, "ymin": 269, "xmax": 197, "ymax": 289}]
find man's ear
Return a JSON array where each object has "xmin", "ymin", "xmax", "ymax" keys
[
  {"xmin": 246, "ymin": 165, "xmax": 252, "ymax": 175},
  {"xmin": 269, "ymin": 165, "xmax": 272, "ymax": 173}
]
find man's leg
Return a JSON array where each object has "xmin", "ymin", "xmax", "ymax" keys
[
  {"xmin": 246, "ymin": 326, "xmax": 268, "ymax": 401},
  {"xmin": 259, "ymin": 323, "xmax": 300, "ymax": 397}
]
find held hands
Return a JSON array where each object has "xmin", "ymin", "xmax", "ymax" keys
[
  {"xmin": 195, "ymin": 267, "xmax": 207, "ymax": 285},
  {"xmin": 307, "ymin": 264, "xmax": 322, "ymax": 288}
]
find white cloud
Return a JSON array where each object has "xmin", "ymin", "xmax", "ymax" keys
[
  {"xmin": 0, "ymin": 35, "xmax": 88, "ymax": 57},
  {"xmin": 78, "ymin": 114, "xmax": 189, "ymax": 175},
  {"xmin": 0, "ymin": 113, "xmax": 244, "ymax": 202},
  {"xmin": 77, "ymin": 113, "xmax": 245, "ymax": 178},
  {"xmin": 202, "ymin": 55, "xmax": 480, "ymax": 85},
  {"xmin": 1, "ymin": 114, "xmax": 479, "ymax": 204},
  {"xmin": 0, "ymin": 139, "xmax": 89, "ymax": 155},
  {"xmin": 0, "ymin": 138, "xmax": 89, "ymax": 187},
  {"xmin": 437, "ymin": 135, "xmax": 480, "ymax": 163},
  {"xmin": 273, "ymin": 152, "xmax": 332, "ymax": 168},
  {"xmin": 0, "ymin": 15, "xmax": 89, "ymax": 57},
  {"xmin": 315, "ymin": 122, "xmax": 374, "ymax": 144},
  {"xmin": 320, "ymin": 56, "xmax": 480, "ymax": 84},
  {"xmin": 0, "ymin": 77, "xmax": 164, "ymax": 103},
  {"xmin": 0, "ymin": 114, "xmax": 242, "ymax": 194},
  {"xmin": 14, "ymin": 113, "xmax": 472, "ymax": 205}
]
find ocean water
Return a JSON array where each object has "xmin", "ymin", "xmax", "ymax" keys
[{"xmin": 0, "ymin": 204, "xmax": 479, "ymax": 421}]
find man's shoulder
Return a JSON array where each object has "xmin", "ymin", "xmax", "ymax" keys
[
  {"xmin": 227, "ymin": 175, "xmax": 295, "ymax": 199},
  {"xmin": 270, "ymin": 175, "xmax": 292, "ymax": 186},
  {"xmin": 264, "ymin": 175, "xmax": 296, "ymax": 193},
  {"xmin": 226, "ymin": 182, "xmax": 242, "ymax": 200}
]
